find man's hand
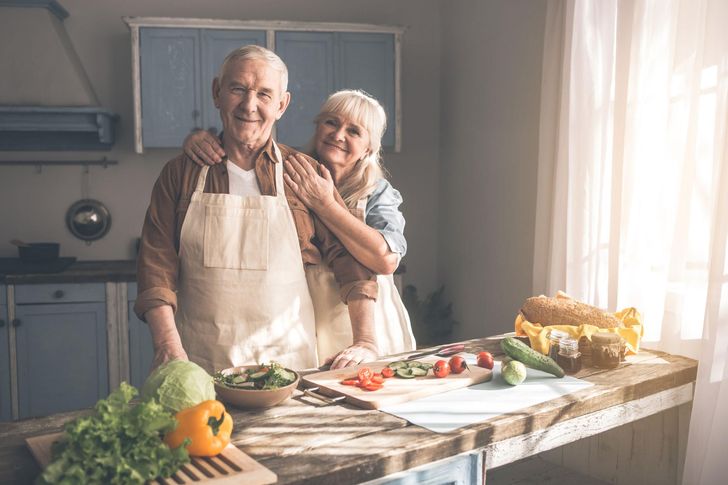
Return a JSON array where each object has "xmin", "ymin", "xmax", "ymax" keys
[
  {"xmin": 325, "ymin": 342, "xmax": 378, "ymax": 369},
  {"xmin": 145, "ymin": 305, "xmax": 188, "ymax": 371}
]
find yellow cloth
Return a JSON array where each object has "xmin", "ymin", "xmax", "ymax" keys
[{"xmin": 515, "ymin": 307, "xmax": 644, "ymax": 356}]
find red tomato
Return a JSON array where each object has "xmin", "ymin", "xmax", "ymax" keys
[
  {"xmin": 357, "ymin": 367, "xmax": 373, "ymax": 382},
  {"xmin": 449, "ymin": 355, "xmax": 468, "ymax": 374},
  {"xmin": 381, "ymin": 367, "xmax": 395, "ymax": 378},
  {"xmin": 371, "ymin": 374, "xmax": 384, "ymax": 384},
  {"xmin": 341, "ymin": 379, "xmax": 359, "ymax": 386},
  {"xmin": 433, "ymin": 359, "xmax": 451, "ymax": 378},
  {"xmin": 477, "ymin": 351, "xmax": 494, "ymax": 370}
]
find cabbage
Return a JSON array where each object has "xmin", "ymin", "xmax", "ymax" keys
[{"xmin": 141, "ymin": 360, "xmax": 215, "ymax": 413}]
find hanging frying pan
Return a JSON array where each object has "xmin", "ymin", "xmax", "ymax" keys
[{"xmin": 65, "ymin": 199, "xmax": 111, "ymax": 242}]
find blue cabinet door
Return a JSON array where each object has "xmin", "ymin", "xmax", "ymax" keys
[
  {"xmin": 140, "ymin": 28, "xmax": 201, "ymax": 147},
  {"xmin": 126, "ymin": 283, "xmax": 154, "ymax": 389},
  {"xmin": 338, "ymin": 33, "xmax": 396, "ymax": 149},
  {"xmin": 275, "ymin": 32, "xmax": 336, "ymax": 148},
  {"xmin": 200, "ymin": 29, "xmax": 267, "ymax": 136},
  {"xmin": 14, "ymin": 302, "xmax": 108, "ymax": 419},
  {"xmin": 0, "ymin": 289, "xmax": 10, "ymax": 421}
]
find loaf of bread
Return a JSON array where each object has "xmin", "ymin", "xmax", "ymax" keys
[{"xmin": 520, "ymin": 296, "xmax": 621, "ymax": 328}]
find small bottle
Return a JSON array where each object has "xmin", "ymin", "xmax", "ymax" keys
[
  {"xmin": 547, "ymin": 329, "xmax": 569, "ymax": 361},
  {"xmin": 557, "ymin": 337, "xmax": 582, "ymax": 374},
  {"xmin": 591, "ymin": 332, "xmax": 622, "ymax": 369}
]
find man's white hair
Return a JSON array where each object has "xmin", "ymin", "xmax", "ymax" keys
[{"xmin": 218, "ymin": 44, "xmax": 288, "ymax": 93}]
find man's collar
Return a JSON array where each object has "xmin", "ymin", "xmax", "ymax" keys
[{"xmin": 262, "ymin": 137, "xmax": 283, "ymax": 164}]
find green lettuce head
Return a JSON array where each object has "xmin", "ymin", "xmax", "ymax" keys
[{"xmin": 141, "ymin": 360, "xmax": 215, "ymax": 414}]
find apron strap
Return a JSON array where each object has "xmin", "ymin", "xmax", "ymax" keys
[
  {"xmin": 355, "ymin": 197, "xmax": 368, "ymax": 222},
  {"xmin": 194, "ymin": 165, "xmax": 210, "ymax": 193},
  {"xmin": 272, "ymin": 140, "xmax": 286, "ymax": 200}
]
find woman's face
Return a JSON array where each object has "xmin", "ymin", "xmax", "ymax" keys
[{"xmin": 314, "ymin": 113, "xmax": 371, "ymax": 170}]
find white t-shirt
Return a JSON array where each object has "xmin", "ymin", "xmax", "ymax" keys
[{"xmin": 226, "ymin": 161, "xmax": 261, "ymax": 197}]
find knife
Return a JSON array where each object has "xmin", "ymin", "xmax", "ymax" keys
[{"xmin": 404, "ymin": 343, "xmax": 465, "ymax": 361}]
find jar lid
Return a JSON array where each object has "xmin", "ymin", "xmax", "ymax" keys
[
  {"xmin": 548, "ymin": 329, "xmax": 569, "ymax": 339},
  {"xmin": 591, "ymin": 332, "xmax": 621, "ymax": 344}
]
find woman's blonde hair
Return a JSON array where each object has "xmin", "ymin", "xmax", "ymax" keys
[{"xmin": 307, "ymin": 90, "xmax": 388, "ymax": 208}]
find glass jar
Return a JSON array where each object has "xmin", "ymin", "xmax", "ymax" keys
[
  {"xmin": 591, "ymin": 332, "xmax": 622, "ymax": 369},
  {"xmin": 556, "ymin": 337, "xmax": 582, "ymax": 374},
  {"xmin": 547, "ymin": 329, "xmax": 569, "ymax": 361}
]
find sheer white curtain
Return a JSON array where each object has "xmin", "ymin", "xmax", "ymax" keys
[{"xmin": 534, "ymin": 0, "xmax": 728, "ymax": 483}]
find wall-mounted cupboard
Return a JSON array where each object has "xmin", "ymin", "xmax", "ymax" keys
[{"xmin": 124, "ymin": 18, "xmax": 403, "ymax": 153}]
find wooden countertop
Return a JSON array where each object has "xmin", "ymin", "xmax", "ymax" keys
[
  {"xmin": 0, "ymin": 260, "xmax": 136, "ymax": 284},
  {"xmin": 0, "ymin": 337, "xmax": 697, "ymax": 484}
]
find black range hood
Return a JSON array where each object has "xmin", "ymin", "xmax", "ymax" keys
[
  {"xmin": 0, "ymin": 1, "xmax": 118, "ymax": 151},
  {"xmin": 0, "ymin": 106, "xmax": 118, "ymax": 151}
]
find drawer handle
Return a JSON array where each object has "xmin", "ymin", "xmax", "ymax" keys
[
  {"xmin": 53, "ymin": 290, "xmax": 65, "ymax": 299},
  {"xmin": 12, "ymin": 318, "xmax": 21, "ymax": 327}
]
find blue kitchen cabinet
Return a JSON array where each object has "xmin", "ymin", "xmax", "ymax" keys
[
  {"xmin": 139, "ymin": 27, "xmax": 265, "ymax": 148},
  {"xmin": 140, "ymin": 28, "xmax": 202, "ymax": 148},
  {"xmin": 0, "ymin": 286, "xmax": 10, "ymax": 422},
  {"xmin": 275, "ymin": 31, "xmax": 396, "ymax": 149},
  {"xmin": 366, "ymin": 451, "xmax": 482, "ymax": 485},
  {"xmin": 276, "ymin": 32, "xmax": 336, "ymax": 148},
  {"xmin": 14, "ymin": 283, "xmax": 108, "ymax": 419},
  {"xmin": 126, "ymin": 283, "xmax": 154, "ymax": 389}
]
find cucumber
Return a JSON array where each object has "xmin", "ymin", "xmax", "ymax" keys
[
  {"xmin": 248, "ymin": 370, "xmax": 269, "ymax": 380},
  {"xmin": 500, "ymin": 337, "xmax": 565, "ymax": 378},
  {"xmin": 409, "ymin": 367, "xmax": 428, "ymax": 377},
  {"xmin": 388, "ymin": 361, "xmax": 409, "ymax": 369},
  {"xmin": 395, "ymin": 368, "xmax": 417, "ymax": 379}
]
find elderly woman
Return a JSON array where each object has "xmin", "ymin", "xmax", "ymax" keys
[{"xmin": 184, "ymin": 90, "xmax": 415, "ymax": 367}]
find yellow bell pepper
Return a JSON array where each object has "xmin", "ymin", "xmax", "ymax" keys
[{"xmin": 164, "ymin": 400, "xmax": 233, "ymax": 457}]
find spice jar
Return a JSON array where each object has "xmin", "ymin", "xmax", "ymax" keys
[
  {"xmin": 556, "ymin": 337, "xmax": 582, "ymax": 374},
  {"xmin": 547, "ymin": 329, "xmax": 569, "ymax": 361},
  {"xmin": 591, "ymin": 332, "xmax": 622, "ymax": 369}
]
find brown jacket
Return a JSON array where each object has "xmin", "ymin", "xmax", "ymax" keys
[{"xmin": 134, "ymin": 139, "xmax": 378, "ymax": 320}]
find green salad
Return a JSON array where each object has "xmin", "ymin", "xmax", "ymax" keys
[{"xmin": 214, "ymin": 362, "xmax": 297, "ymax": 390}]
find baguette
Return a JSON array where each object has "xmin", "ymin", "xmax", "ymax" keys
[{"xmin": 520, "ymin": 296, "xmax": 621, "ymax": 328}]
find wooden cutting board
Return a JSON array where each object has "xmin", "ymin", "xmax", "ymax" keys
[
  {"xmin": 26, "ymin": 432, "xmax": 277, "ymax": 485},
  {"xmin": 302, "ymin": 356, "xmax": 492, "ymax": 410}
]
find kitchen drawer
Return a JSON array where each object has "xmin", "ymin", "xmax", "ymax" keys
[{"xmin": 14, "ymin": 283, "xmax": 106, "ymax": 304}]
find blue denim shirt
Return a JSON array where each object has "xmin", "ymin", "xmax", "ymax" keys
[{"xmin": 365, "ymin": 179, "xmax": 407, "ymax": 258}]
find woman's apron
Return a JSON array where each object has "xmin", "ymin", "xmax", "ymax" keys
[
  {"xmin": 176, "ymin": 148, "xmax": 318, "ymax": 373},
  {"xmin": 306, "ymin": 198, "xmax": 416, "ymax": 361}
]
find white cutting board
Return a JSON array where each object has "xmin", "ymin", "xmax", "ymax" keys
[{"xmin": 381, "ymin": 357, "xmax": 594, "ymax": 433}]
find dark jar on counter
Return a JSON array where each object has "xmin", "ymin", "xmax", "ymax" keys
[
  {"xmin": 547, "ymin": 329, "xmax": 569, "ymax": 361},
  {"xmin": 557, "ymin": 337, "xmax": 582, "ymax": 374},
  {"xmin": 591, "ymin": 332, "xmax": 622, "ymax": 369}
]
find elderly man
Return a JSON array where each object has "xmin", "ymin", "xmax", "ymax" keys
[{"xmin": 135, "ymin": 45, "xmax": 379, "ymax": 373}]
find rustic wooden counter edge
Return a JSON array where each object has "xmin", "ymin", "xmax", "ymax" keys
[
  {"xmin": 0, "ymin": 339, "xmax": 697, "ymax": 485},
  {"xmin": 0, "ymin": 260, "xmax": 136, "ymax": 284}
]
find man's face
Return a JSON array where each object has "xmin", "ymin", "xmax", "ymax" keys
[{"xmin": 213, "ymin": 58, "xmax": 290, "ymax": 149}]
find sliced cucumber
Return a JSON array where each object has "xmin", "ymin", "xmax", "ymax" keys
[
  {"xmin": 395, "ymin": 368, "xmax": 417, "ymax": 379},
  {"xmin": 409, "ymin": 367, "xmax": 428, "ymax": 377},
  {"xmin": 232, "ymin": 374, "xmax": 248, "ymax": 384},
  {"xmin": 249, "ymin": 370, "xmax": 269, "ymax": 380},
  {"xmin": 388, "ymin": 361, "xmax": 409, "ymax": 369}
]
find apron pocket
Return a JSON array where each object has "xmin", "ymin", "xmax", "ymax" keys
[{"xmin": 204, "ymin": 205, "xmax": 269, "ymax": 270}]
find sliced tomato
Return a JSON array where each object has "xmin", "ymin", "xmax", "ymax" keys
[
  {"xmin": 357, "ymin": 367, "xmax": 373, "ymax": 382},
  {"xmin": 381, "ymin": 367, "xmax": 395, "ymax": 378},
  {"xmin": 357, "ymin": 378, "xmax": 371, "ymax": 387},
  {"xmin": 362, "ymin": 382, "xmax": 383, "ymax": 391},
  {"xmin": 371, "ymin": 374, "xmax": 384, "ymax": 384},
  {"xmin": 341, "ymin": 379, "xmax": 359, "ymax": 386}
]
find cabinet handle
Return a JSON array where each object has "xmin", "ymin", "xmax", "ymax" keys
[
  {"xmin": 53, "ymin": 290, "xmax": 65, "ymax": 299},
  {"xmin": 12, "ymin": 318, "xmax": 21, "ymax": 327}
]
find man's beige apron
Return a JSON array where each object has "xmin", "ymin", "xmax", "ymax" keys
[
  {"xmin": 176, "ymin": 145, "xmax": 318, "ymax": 373},
  {"xmin": 306, "ymin": 198, "xmax": 416, "ymax": 361}
]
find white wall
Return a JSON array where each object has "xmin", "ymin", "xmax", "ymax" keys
[
  {"xmin": 0, "ymin": 0, "xmax": 442, "ymax": 293},
  {"xmin": 439, "ymin": 0, "xmax": 547, "ymax": 339}
]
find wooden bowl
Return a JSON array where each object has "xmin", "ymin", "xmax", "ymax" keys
[{"xmin": 214, "ymin": 365, "xmax": 300, "ymax": 409}]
